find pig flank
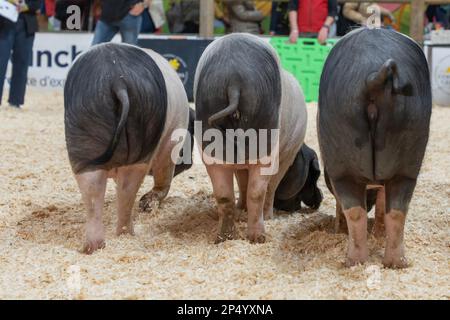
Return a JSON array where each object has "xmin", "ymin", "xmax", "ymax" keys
[{"xmin": 64, "ymin": 43, "xmax": 167, "ymax": 174}]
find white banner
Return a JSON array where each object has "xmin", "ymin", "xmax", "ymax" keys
[
  {"xmin": 4, "ymin": 33, "xmax": 121, "ymax": 91},
  {"xmin": 430, "ymin": 46, "xmax": 450, "ymax": 107},
  {"xmin": 3, "ymin": 33, "xmax": 268, "ymax": 94}
]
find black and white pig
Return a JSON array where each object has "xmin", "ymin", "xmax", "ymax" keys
[
  {"xmin": 274, "ymin": 144, "xmax": 323, "ymax": 212},
  {"xmin": 194, "ymin": 33, "xmax": 308, "ymax": 243},
  {"xmin": 318, "ymin": 28, "xmax": 432, "ymax": 268},
  {"xmin": 64, "ymin": 43, "xmax": 190, "ymax": 254}
]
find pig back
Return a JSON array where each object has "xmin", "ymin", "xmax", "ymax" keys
[{"xmin": 64, "ymin": 43, "xmax": 168, "ymax": 174}]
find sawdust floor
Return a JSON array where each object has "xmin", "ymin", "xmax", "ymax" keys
[{"xmin": 0, "ymin": 90, "xmax": 448, "ymax": 299}]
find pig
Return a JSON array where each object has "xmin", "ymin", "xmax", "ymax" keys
[
  {"xmin": 318, "ymin": 28, "xmax": 432, "ymax": 268},
  {"xmin": 194, "ymin": 33, "xmax": 308, "ymax": 243},
  {"xmin": 274, "ymin": 144, "xmax": 323, "ymax": 212},
  {"xmin": 64, "ymin": 43, "xmax": 190, "ymax": 254}
]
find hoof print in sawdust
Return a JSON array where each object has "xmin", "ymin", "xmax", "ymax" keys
[{"xmin": 16, "ymin": 204, "xmax": 88, "ymax": 249}]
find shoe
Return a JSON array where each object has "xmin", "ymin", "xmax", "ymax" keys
[{"xmin": 9, "ymin": 104, "xmax": 22, "ymax": 109}]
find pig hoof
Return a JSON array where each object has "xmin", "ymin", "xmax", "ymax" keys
[
  {"xmin": 116, "ymin": 225, "xmax": 135, "ymax": 236},
  {"xmin": 82, "ymin": 240, "xmax": 105, "ymax": 255},
  {"xmin": 345, "ymin": 257, "xmax": 367, "ymax": 267},
  {"xmin": 345, "ymin": 249, "xmax": 368, "ymax": 267},
  {"xmin": 248, "ymin": 232, "xmax": 266, "ymax": 244},
  {"xmin": 383, "ymin": 256, "xmax": 408, "ymax": 269},
  {"xmin": 139, "ymin": 193, "xmax": 160, "ymax": 212},
  {"xmin": 214, "ymin": 232, "xmax": 235, "ymax": 244}
]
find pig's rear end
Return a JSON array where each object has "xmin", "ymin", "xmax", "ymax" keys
[
  {"xmin": 318, "ymin": 28, "xmax": 432, "ymax": 268},
  {"xmin": 319, "ymin": 28, "xmax": 431, "ymax": 183},
  {"xmin": 194, "ymin": 33, "xmax": 282, "ymax": 162},
  {"xmin": 64, "ymin": 43, "xmax": 167, "ymax": 174}
]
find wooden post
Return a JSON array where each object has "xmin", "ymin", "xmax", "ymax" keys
[
  {"xmin": 199, "ymin": 0, "xmax": 215, "ymax": 38},
  {"xmin": 410, "ymin": 0, "xmax": 426, "ymax": 43}
]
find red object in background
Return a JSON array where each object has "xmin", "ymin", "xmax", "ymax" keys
[
  {"xmin": 380, "ymin": 4, "xmax": 401, "ymax": 12},
  {"xmin": 45, "ymin": 0, "xmax": 56, "ymax": 17},
  {"xmin": 297, "ymin": 0, "xmax": 328, "ymax": 33}
]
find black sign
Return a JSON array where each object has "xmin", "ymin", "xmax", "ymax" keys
[{"xmin": 138, "ymin": 38, "xmax": 213, "ymax": 102}]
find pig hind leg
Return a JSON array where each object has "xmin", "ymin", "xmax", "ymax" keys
[
  {"xmin": 116, "ymin": 163, "xmax": 150, "ymax": 236},
  {"xmin": 76, "ymin": 170, "xmax": 108, "ymax": 254},
  {"xmin": 139, "ymin": 143, "xmax": 176, "ymax": 212},
  {"xmin": 247, "ymin": 166, "xmax": 271, "ymax": 243},
  {"xmin": 383, "ymin": 177, "xmax": 416, "ymax": 269},
  {"xmin": 372, "ymin": 186, "xmax": 386, "ymax": 238},
  {"xmin": 332, "ymin": 179, "xmax": 368, "ymax": 266},
  {"xmin": 235, "ymin": 170, "xmax": 248, "ymax": 210},
  {"xmin": 207, "ymin": 165, "xmax": 236, "ymax": 243},
  {"xmin": 334, "ymin": 200, "xmax": 348, "ymax": 234}
]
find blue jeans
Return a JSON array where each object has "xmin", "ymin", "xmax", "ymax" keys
[
  {"xmin": 92, "ymin": 14, "xmax": 143, "ymax": 46},
  {"xmin": 0, "ymin": 17, "xmax": 35, "ymax": 106}
]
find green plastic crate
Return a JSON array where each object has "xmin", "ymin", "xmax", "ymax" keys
[{"xmin": 270, "ymin": 37, "xmax": 338, "ymax": 102}]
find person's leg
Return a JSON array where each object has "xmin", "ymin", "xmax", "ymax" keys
[
  {"xmin": 119, "ymin": 14, "xmax": 143, "ymax": 45},
  {"xmin": 91, "ymin": 20, "xmax": 119, "ymax": 45},
  {"xmin": 9, "ymin": 18, "xmax": 34, "ymax": 106},
  {"xmin": 140, "ymin": 10, "xmax": 155, "ymax": 33},
  {"xmin": 0, "ymin": 19, "xmax": 16, "ymax": 104}
]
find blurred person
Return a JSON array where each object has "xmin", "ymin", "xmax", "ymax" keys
[
  {"xmin": 288, "ymin": 0, "xmax": 337, "ymax": 44},
  {"xmin": 0, "ymin": 0, "xmax": 42, "ymax": 109},
  {"xmin": 214, "ymin": 0, "xmax": 231, "ymax": 33},
  {"xmin": 166, "ymin": 0, "xmax": 199, "ymax": 34},
  {"xmin": 341, "ymin": 2, "xmax": 395, "ymax": 34},
  {"xmin": 141, "ymin": 0, "xmax": 165, "ymax": 34},
  {"xmin": 43, "ymin": 0, "xmax": 61, "ymax": 31},
  {"xmin": 180, "ymin": 0, "xmax": 199, "ymax": 33},
  {"xmin": 270, "ymin": 0, "xmax": 289, "ymax": 35},
  {"xmin": 227, "ymin": 0, "xmax": 264, "ymax": 34},
  {"xmin": 337, "ymin": 3, "xmax": 395, "ymax": 36},
  {"xmin": 426, "ymin": 5, "xmax": 449, "ymax": 30},
  {"xmin": 91, "ymin": 0, "xmax": 149, "ymax": 45}
]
